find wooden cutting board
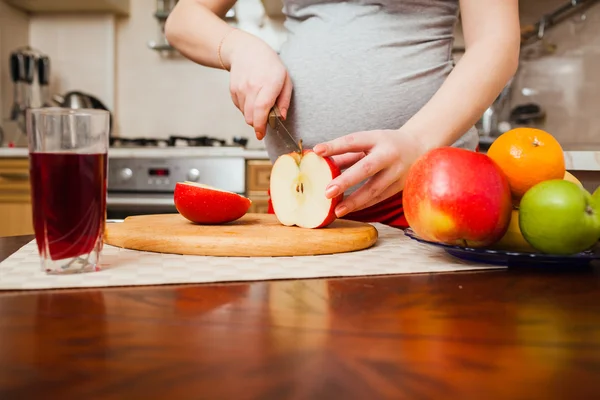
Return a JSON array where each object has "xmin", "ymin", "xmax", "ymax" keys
[{"xmin": 104, "ymin": 213, "xmax": 379, "ymax": 257}]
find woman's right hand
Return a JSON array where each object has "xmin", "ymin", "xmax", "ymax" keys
[{"xmin": 222, "ymin": 30, "xmax": 293, "ymax": 140}]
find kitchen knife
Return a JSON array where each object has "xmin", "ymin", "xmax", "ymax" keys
[
  {"xmin": 9, "ymin": 52, "xmax": 24, "ymax": 121},
  {"xmin": 37, "ymin": 55, "xmax": 51, "ymax": 107},
  {"xmin": 268, "ymin": 105, "xmax": 302, "ymax": 154},
  {"xmin": 23, "ymin": 53, "xmax": 35, "ymax": 109}
]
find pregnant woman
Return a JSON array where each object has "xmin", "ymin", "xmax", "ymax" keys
[{"xmin": 165, "ymin": 0, "xmax": 520, "ymax": 228}]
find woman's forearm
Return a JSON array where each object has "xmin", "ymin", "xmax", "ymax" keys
[
  {"xmin": 401, "ymin": 38, "xmax": 520, "ymax": 152},
  {"xmin": 164, "ymin": 0, "xmax": 246, "ymax": 70}
]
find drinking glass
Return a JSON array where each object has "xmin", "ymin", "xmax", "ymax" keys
[{"xmin": 26, "ymin": 107, "xmax": 110, "ymax": 274}]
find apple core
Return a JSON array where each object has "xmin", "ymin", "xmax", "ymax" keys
[{"xmin": 270, "ymin": 151, "xmax": 342, "ymax": 229}]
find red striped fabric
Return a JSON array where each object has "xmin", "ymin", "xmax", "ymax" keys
[{"xmin": 267, "ymin": 189, "xmax": 408, "ymax": 228}]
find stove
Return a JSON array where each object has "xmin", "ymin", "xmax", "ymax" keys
[
  {"xmin": 106, "ymin": 135, "xmax": 250, "ymax": 219},
  {"xmin": 109, "ymin": 135, "xmax": 249, "ymax": 148}
]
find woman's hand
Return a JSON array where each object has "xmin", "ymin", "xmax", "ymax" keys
[
  {"xmin": 224, "ymin": 31, "xmax": 293, "ymax": 140},
  {"xmin": 164, "ymin": 2, "xmax": 292, "ymax": 139},
  {"xmin": 313, "ymin": 129, "xmax": 425, "ymax": 218}
]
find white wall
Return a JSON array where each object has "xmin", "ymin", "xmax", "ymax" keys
[{"xmin": 26, "ymin": 0, "xmax": 287, "ymax": 149}]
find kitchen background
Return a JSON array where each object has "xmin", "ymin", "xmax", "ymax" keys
[
  {"xmin": 0, "ymin": 0, "xmax": 599, "ymax": 149},
  {"xmin": 0, "ymin": 0, "xmax": 599, "ymax": 238}
]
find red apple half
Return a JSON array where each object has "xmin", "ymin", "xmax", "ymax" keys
[
  {"xmin": 403, "ymin": 147, "xmax": 512, "ymax": 248},
  {"xmin": 174, "ymin": 181, "xmax": 252, "ymax": 224},
  {"xmin": 270, "ymin": 150, "xmax": 342, "ymax": 229}
]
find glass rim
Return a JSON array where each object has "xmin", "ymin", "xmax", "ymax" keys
[{"xmin": 27, "ymin": 107, "xmax": 109, "ymax": 118}]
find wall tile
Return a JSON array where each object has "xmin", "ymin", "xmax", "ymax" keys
[
  {"xmin": 508, "ymin": 0, "xmax": 600, "ymax": 148},
  {"xmin": 29, "ymin": 14, "xmax": 115, "ymax": 110}
]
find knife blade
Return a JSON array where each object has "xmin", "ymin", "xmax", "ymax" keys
[{"xmin": 268, "ymin": 106, "xmax": 302, "ymax": 154}]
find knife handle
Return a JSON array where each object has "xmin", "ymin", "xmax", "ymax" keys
[
  {"xmin": 23, "ymin": 53, "xmax": 35, "ymax": 84},
  {"xmin": 38, "ymin": 55, "xmax": 50, "ymax": 86},
  {"xmin": 10, "ymin": 52, "xmax": 24, "ymax": 83},
  {"xmin": 268, "ymin": 106, "xmax": 281, "ymax": 129}
]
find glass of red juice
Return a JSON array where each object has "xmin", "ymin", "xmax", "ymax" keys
[{"xmin": 26, "ymin": 107, "xmax": 110, "ymax": 274}]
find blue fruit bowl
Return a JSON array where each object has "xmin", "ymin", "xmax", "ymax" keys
[{"xmin": 403, "ymin": 228, "xmax": 600, "ymax": 268}]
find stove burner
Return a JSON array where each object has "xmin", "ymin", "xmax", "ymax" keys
[
  {"xmin": 110, "ymin": 137, "xmax": 170, "ymax": 147},
  {"xmin": 109, "ymin": 135, "xmax": 249, "ymax": 148},
  {"xmin": 168, "ymin": 135, "xmax": 226, "ymax": 147}
]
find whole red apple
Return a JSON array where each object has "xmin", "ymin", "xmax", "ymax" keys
[
  {"xmin": 270, "ymin": 149, "xmax": 342, "ymax": 229},
  {"xmin": 174, "ymin": 181, "xmax": 252, "ymax": 224},
  {"xmin": 403, "ymin": 147, "xmax": 512, "ymax": 248}
]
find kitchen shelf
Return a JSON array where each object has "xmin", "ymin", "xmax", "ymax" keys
[
  {"xmin": 3, "ymin": 0, "xmax": 131, "ymax": 16},
  {"xmin": 520, "ymin": 0, "xmax": 599, "ymax": 45},
  {"xmin": 147, "ymin": 42, "xmax": 175, "ymax": 52},
  {"xmin": 148, "ymin": 4, "xmax": 236, "ymax": 52}
]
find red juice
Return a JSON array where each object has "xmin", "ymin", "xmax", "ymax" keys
[{"xmin": 29, "ymin": 152, "xmax": 108, "ymax": 261}]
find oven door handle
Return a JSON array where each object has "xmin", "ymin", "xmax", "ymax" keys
[{"xmin": 106, "ymin": 196, "xmax": 175, "ymax": 207}]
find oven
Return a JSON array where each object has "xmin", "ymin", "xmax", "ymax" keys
[{"xmin": 106, "ymin": 153, "xmax": 247, "ymax": 220}]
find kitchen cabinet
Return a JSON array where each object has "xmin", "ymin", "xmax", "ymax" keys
[
  {"xmin": 2, "ymin": 0, "xmax": 130, "ymax": 16},
  {"xmin": 246, "ymin": 159, "xmax": 272, "ymax": 214},
  {"xmin": 0, "ymin": 158, "xmax": 33, "ymax": 237}
]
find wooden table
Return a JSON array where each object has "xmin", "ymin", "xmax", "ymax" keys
[{"xmin": 1, "ymin": 235, "xmax": 599, "ymax": 399}]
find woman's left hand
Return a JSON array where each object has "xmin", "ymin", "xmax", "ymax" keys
[{"xmin": 313, "ymin": 129, "xmax": 426, "ymax": 218}]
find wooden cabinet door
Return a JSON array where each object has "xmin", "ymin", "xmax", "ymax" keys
[
  {"xmin": 0, "ymin": 158, "xmax": 34, "ymax": 237},
  {"xmin": 246, "ymin": 160, "xmax": 272, "ymax": 193},
  {"xmin": 0, "ymin": 203, "xmax": 33, "ymax": 237},
  {"xmin": 248, "ymin": 196, "xmax": 270, "ymax": 214},
  {"xmin": 246, "ymin": 160, "xmax": 272, "ymax": 214}
]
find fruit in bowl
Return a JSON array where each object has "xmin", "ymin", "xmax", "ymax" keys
[
  {"xmin": 518, "ymin": 180, "xmax": 600, "ymax": 255},
  {"xmin": 490, "ymin": 209, "xmax": 537, "ymax": 253},
  {"xmin": 174, "ymin": 181, "xmax": 252, "ymax": 224},
  {"xmin": 487, "ymin": 127, "xmax": 565, "ymax": 205},
  {"xmin": 403, "ymin": 147, "xmax": 513, "ymax": 248},
  {"xmin": 270, "ymin": 148, "xmax": 342, "ymax": 229},
  {"xmin": 564, "ymin": 171, "xmax": 583, "ymax": 187}
]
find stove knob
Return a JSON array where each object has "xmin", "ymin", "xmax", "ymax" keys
[
  {"xmin": 120, "ymin": 168, "xmax": 133, "ymax": 181},
  {"xmin": 187, "ymin": 168, "xmax": 200, "ymax": 182}
]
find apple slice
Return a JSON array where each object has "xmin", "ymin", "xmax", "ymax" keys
[
  {"xmin": 270, "ymin": 150, "xmax": 342, "ymax": 229},
  {"xmin": 174, "ymin": 181, "xmax": 252, "ymax": 224}
]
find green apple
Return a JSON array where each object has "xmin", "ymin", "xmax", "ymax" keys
[
  {"xmin": 518, "ymin": 180, "xmax": 600, "ymax": 255},
  {"xmin": 594, "ymin": 186, "xmax": 600, "ymax": 204}
]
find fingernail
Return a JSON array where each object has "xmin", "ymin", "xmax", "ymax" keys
[
  {"xmin": 281, "ymin": 108, "xmax": 287, "ymax": 119},
  {"xmin": 325, "ymin": 185, "xmax": 339, "ymax": 198},
  {"xmin": 314, "ymin": 144, "xmax": 326, "ymax": 155},
  {"xmin": 335, "ymin": 205, "xmax": 348, "ymax": 217}
]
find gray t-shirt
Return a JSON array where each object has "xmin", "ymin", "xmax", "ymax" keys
[{"xmin": 264, "ymin": 0, "xmax": 479, "ymax": 191}]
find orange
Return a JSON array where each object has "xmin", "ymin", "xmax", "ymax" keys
[{"xmin": 487, "ymin": 127, "xmax": 565, "ymax": 200}]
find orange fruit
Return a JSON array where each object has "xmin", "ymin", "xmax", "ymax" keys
[{"xmin": 487, "ymin": 127, "xmax": 565, "ymax": 200}]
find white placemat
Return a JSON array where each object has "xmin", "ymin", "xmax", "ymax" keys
[{"xmin": 0, "ymin": 223, "xmax": 502, "ymax": 290}]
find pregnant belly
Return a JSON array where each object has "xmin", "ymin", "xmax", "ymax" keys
[{"xmin": 276, "ymin": 30, "xmax": 454, "ymax": 149}]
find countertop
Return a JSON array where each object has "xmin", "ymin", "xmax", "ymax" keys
[
  {"xmin": 0, "ymin": 234, "xmax": 599, "ymax": 398},
  {"xmin": 1, "ymin": 145, "xmax": 600, "ymax": 171},
  {"xmin": 0, "ymin": 147, "xmax": 270, "ymax": 160}
]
